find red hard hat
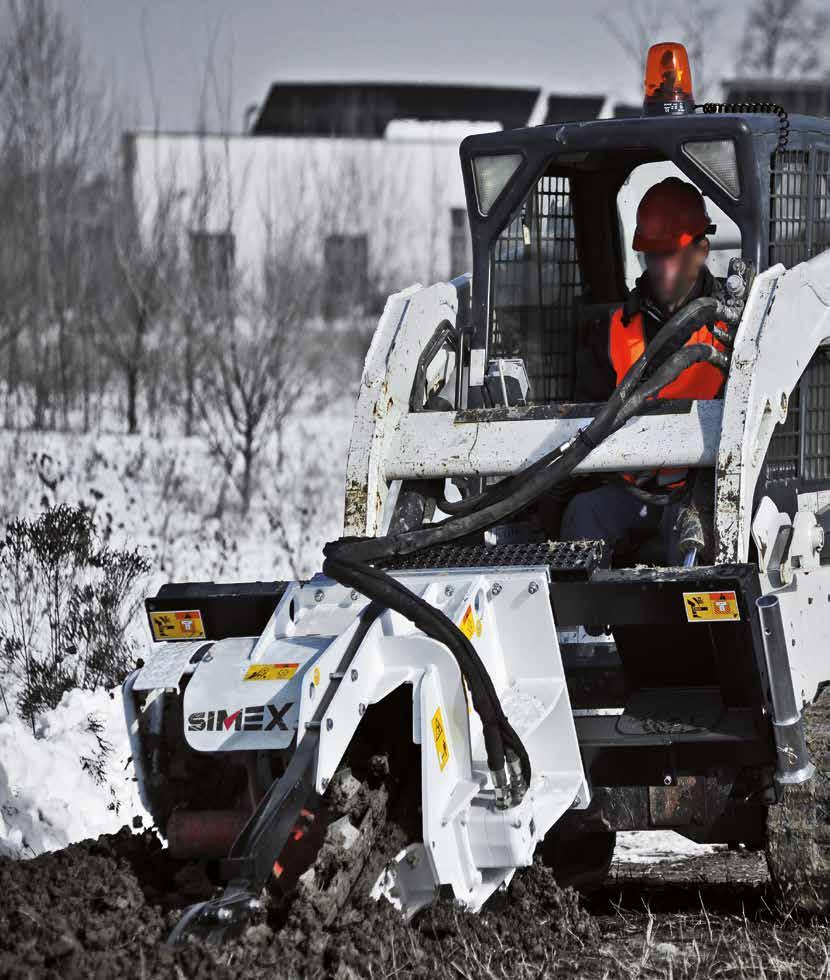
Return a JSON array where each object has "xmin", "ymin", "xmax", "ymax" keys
[{"xmin": 633, "ymin": 177, "xmax": 713, "ymax": 253}]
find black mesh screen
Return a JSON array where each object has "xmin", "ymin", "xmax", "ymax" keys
[
  {"xmin": 803, "ymin": 350, "xmax": 830, "ymax": 481},
  {"xmin": 489, "ymin": 175, "xmax": 582, "ymax": 402},
  {"xmin": 764, "ymin": 386, "xmax": 801, "ymax": 483},
  {"xmin": 766, "ymin": 149, "xmax": 830, "ymax": 486},
  {"xmin": 769, "ymin": 150, "xmax": 810, "ymax": 268},
  {"xmin": 814, "ymin": 150, "xmax": 830, "ymax": 257},
  {"xmin": 764, "ymin": 349, "xmax": 830, "ymax": 487}
]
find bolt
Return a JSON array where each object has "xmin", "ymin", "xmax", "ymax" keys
[
  {"xmin": 491, "ymin": 582, "xmax": 502, "ymax": 596},
  {"xmin": 512, "ymin": 818, "xmax": 522, "ymax": 829},
  {"xmin": 358, "ymin": 703, "xmax": 366, "ymax": 715},
  {"xmin": 321, "ymin": 777, "xmax": 329, "ymax": 791},
  {"xmin": 528, "ymin": 581, "xmax": 539, "ymax": 595},
  {"xmin": 326, "ymin": 718, "xmax": 334, "ymax": 731},
  {"xmin": 350, "ymin": 590, "xmax": 360, "ymax": 601},
  {"xmin": 663, "ymin": 772, "xmax": 673, "ymax": 786},
  {"xmin": 725, "ymin": 273, "xmax": 745, "ymax": 299},
  {"xmin": 572, "ymin": 795, "xmax": 581, "ymax": 808},
  {"xmin": 314, "ymin": 589, "xmax": 325, "ymax": 603},
  {"xmin": 350, "ymin": 668, "xmax": 359, "ymax": 682},
  {"xmin": 216, "ymin": 908, "xmax": 233, "ymax": 922},
  {"xmin": 247, "ymin": 898, "xmax": 262, "ymax": 912},
  {"xmin": 202, "ymin": 652, "xmax": 213, "ymax": 662},
  {"xmin": 444, "ymin": 584, "xmax": 455, "ymax": 597}
]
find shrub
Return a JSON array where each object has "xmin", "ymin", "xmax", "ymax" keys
[{"xmin": 0, "ymin": 503, "xmax": 150, "ymax": 730}]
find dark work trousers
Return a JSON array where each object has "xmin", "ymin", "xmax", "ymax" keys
[{"xmin": 560, "ymin": 482, "xmax": 681, "ymax": 564}]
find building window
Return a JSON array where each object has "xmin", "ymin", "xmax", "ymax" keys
[
  {"xmin": 323, "ymin": 234, "xmax": 368, "ymax": 319},
  {"xmin": 449, "ymin": 207, "xmax": 470, "ymax": 277},
  {"xmin": 190, "ymin": 230, "xmax": 235, "ymax": 315}
]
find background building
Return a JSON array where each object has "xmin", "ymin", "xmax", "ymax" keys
[{"xmin": 125, "ymin": 82, "xmax": 608, "ymax": 322}]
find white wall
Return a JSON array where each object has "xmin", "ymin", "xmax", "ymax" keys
[{"xmin": 129, "ymin": 128, "xmax": 491, "ymax": 295}]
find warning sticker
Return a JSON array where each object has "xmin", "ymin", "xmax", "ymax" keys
[
  {"xmin": 683, "ymin": 591, "xmax": 740, "ymax": 623},
  {"xmin": 313, "ymin": 666, "xmax": 321, "ymax": 686},
  {"xmin": 244, "ymin": 663, "xmax": 300, "ymax": 681},
  {"xmin": 431, "ymin": 707, "xmax": 450, "ymax": 771},
  {"xmin": 149, "ymin": 609, "xmax": 206, "ymax": 641},
  {"xmin": 460, "ymin": 605, "xmax": 476, "ymax": 639}
]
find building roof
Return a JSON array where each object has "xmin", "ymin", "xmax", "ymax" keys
[
  {"xmin": 542, "ymin": 94, "xmax": 606, "ymax": 124},
  {"xmin": 724, "ymin": 77, "xmax": 830, "ymax": 118},
  {"xmin": 251, "ymin": 82, "xmax": 541, "ymax": 137}
]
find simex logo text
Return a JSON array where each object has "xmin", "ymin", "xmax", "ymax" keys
[{"xmin": 187, "ymin": 703, "xmax": 293, "ymax": 733}]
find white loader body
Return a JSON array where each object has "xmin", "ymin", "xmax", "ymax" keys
[{"xmin": 131, "ymin": 563, "xmax": 587, "ymax": 912}]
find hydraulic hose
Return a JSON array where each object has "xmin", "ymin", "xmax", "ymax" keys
[
  {"xmin": 322, "ymin": 551, "xmax": 525, "ymax": 782},
  {"xmin": 614, "ymin": 342, "xmax": 729, "ymax": 427},
  {"xmin": 438, "ymin": 297, "xmax": 729, "ymax": 520},
  {"xmin": 323, "ymin": 294, "xmax": 733, "ymax": 801},
  {"xmin": 337, "ymin": 298, "xmax": 725, "ymax": 562}
]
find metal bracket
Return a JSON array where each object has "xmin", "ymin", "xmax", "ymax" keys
[{"xmin": 781, "ymin": 511, "xmax": 825, "ymax": 585}]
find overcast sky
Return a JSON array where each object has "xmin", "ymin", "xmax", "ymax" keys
[{"xmin": 62, "ymin": 0, "xmax": 752, "ymax": 132}]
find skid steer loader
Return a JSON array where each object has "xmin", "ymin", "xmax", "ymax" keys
[{"xmin": 124, "ymin": 42, "xmax": 830, "ymax": 944}]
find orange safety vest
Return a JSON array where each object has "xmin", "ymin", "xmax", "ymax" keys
[{"xmin": 608, "ymin": 307, "xmax": 728, "ymax": 487}]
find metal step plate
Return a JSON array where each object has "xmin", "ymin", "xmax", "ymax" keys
[{"xmin": 379, "ymin": 539, "xmax": 607, "ymax": 580}]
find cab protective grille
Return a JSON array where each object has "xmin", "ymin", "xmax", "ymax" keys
[
  {"xmin": 764, "ymin": 347, "xmax": 830, "ymax": 487},
  {"xmin": 489, "ymin": 174, "xmax": 582, "ymax": 403},
  {"xmin": 769, "ymin": 148, "xmax": 830, "ymax": 268}
]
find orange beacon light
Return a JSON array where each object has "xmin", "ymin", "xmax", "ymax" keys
[{"xmin": 643, "ymin": 42, "xmax": 695, "ymax": 116}]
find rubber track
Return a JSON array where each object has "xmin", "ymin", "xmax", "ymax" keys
[{"xmin": 766, "ymin": 685, "xmax": 830, "ymax": 912}]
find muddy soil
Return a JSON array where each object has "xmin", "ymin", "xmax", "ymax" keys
[{"xmin": 1, "ymin": 828, "xmax": 829, "ymax": 979}]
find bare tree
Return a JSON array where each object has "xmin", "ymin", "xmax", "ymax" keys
[
  {"xmin": 601, "ymin": 0, "xmax": 724, "ymax": 101},
  {"xmin": 677, "ymin": 2, "xmax": 722, "ymax": 100},
  {"xmin": 600, "ymin": 0, "xmax": 668, "ymax": 94},
  {"xmin": 0, "ymin": 0, "xmax": 114, "ymax": 429},
  {"xmin": 195, "ymin": 279, "xmax": 307, "ymax": 516},
  {"xmin": 738, "ymin": 0, "xmax": 830, "ymax": 77},
  {"xmin": 96, "ymin": 163, "xmax": 181, "ymax": 435}
]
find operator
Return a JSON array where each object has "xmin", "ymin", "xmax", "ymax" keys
[{"xmin": 560, "ymin": 177, "xmax": 728, "ymax": 564}]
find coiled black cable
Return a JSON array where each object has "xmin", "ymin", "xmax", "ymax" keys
[{"xmin": 699, "ymin": 101, "xmax": 789, "ymax": 150}]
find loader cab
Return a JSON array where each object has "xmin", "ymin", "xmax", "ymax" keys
[{"xmin": 458, "ymin": 109, "xmax": 830, "ymax": 508}]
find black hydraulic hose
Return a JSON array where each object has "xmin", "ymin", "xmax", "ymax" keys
[
  {"xmin": 438, "ymin": 443, "xmax": 567, "ymax": 516},
  {"xmin": 323, "ymin": 294, "xmax": 730, "ymax": 794},
  {"xmin": 614, "ymin": 343, "xmax": 729, "ymax": 427},
  {"xmin": 436, "ymin": 297, "xmax": 726, "ymax": 521},
  {"xmin": 323, "ymin": 551, "xmax": 527, "ymax": 781},
  {"xmin": 334, "ymin": 303, "xmax": 716, "ymax": 563}
]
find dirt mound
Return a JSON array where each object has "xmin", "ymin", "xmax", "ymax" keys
[
  {"xmin": 0, "ymin": 825, "xmax": 596, "ymax": 979},
  {"xmin": 4, "ymin": 827, "xmax": 830, "ymax": 979}
]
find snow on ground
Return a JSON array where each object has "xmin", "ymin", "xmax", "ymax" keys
[
  {"xmin": 0, "ymin": 404, "xmax": 716, "ymax": 866},
  {"xmin": 615, "ymin": 830, "xmax": 718, "ymax": 864},
  {"xmin": 0, "ymin": 686, "xmax": 144, "ymax": 858},
  {"xmin": 0, "ymin": 405, "xmax": 353, "ymax": 859}
]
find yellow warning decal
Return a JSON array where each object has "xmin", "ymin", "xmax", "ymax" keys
[
  {"xmin": 244, "ymin": 663, "xmax": 300, "ymax": 681},
  {"xmin": 431, "ymin": 707, "xmax": 450, "ymax": 771},
  {"xmin": 459, "ymin": 605, "xmax": 476, "ymax": 639},
  {"xmin": 149, "ymin": 609, "xmax": 206, "ymax": 641},
  {"xmin": 683, "ymin": 590, "xmax": 740, "ymax": 623},
  {"xmin": 313, "ymin": 666, "xmax": 321, "ymax": 686}
]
